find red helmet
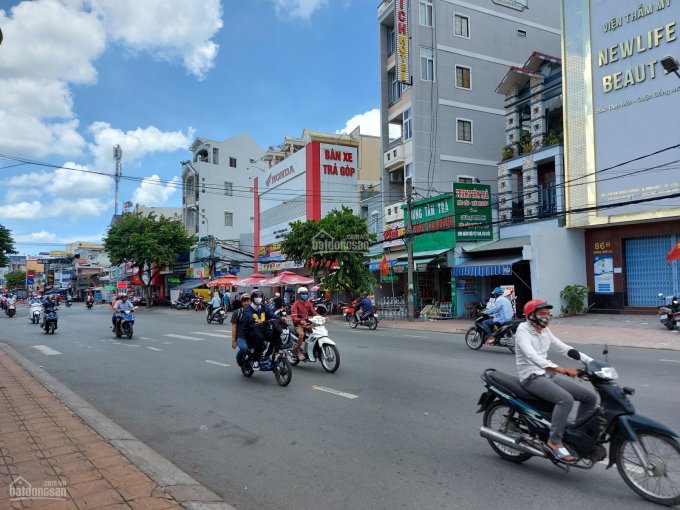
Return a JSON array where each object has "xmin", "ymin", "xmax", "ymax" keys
[{"xmin": 523, "ymin": 299, "xmax": 553, "ymax": 317}]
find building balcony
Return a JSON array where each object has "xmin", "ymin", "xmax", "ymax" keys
[
  {"xmin": 185, "ymin": 224, "xmax": 198, "ymax": 236},
  {"xmin": 384, "ymin": 143, "xmax": 405, "ymax": 170},
  {"xmin": 387, "ymin": 87, "xmax": 412, "ymax": 122},
  {"xmin": 184, "ymin": 194, "xmax": 196, "ymax": 206},
  {"xmin": 386, "ymin": 51, "xmax": 395, "ymax": 72},
  {"xmin": 378, "ymin": 0, "xmax": 394, "ymax": 19}
]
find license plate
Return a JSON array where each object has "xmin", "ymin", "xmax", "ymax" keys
[
  {"xmin": 660, "ymin": 313, "xmax": 668, "ymax": 320},
  {"xmin": 373, "ymin": 314, "xmax": 379, "ymax": 319}
]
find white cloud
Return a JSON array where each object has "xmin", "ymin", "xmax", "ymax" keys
[
  {"xmin": 14, "ymin": 230, "xmax": 59, "ymax": 243},
  {"xmin": 337, "ymin": 108, "xmax": 381, "ymax": 137},
  {"xmin": 0, "ymin": 197, "xmax": 110, "ymax": 220},
  {"xmin": 0, "ymin": 201, "xmax": 43, "ymax": 219},
  {"xmin": 51, "ymin": 162, "xmax": 112, "ymax": 198},
  {"xmin": 88, "ymin": 0, "xmax": 223, "ymax": 80},
  {"xmin": 133, "ymin": 175, "xmax": 180, "ymax": 206},
  {"xmin": 271, "ymin": 0, "xmax": 329, "ymax": 19}
]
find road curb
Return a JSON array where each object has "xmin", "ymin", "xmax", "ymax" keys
[{"xmin": 0, "ymin": 342, "xmax": 237, "ymax": 510}]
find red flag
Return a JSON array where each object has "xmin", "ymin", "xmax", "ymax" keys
[
  {"xmin": 379, "ymin": 255, "xmax": 390, "ymax": 276},
  {"xmin": 198, "ymin": 270, "xmax": 204, "ymax": 283},
  {"xmin": 668, "ymin": 240, "xmax": 680, "ymax": 263}
]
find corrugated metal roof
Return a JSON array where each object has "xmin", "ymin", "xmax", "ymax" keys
[{"xmin": 463, "ymin": 236, "xmax": 530, "ymax": 253}]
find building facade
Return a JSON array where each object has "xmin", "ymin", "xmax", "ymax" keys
[{"xmin": 563, "ymin": 0, "xmax": 680, "ymax": 311}]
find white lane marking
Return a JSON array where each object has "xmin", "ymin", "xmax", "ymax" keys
[
  {"xmin": 124, "ymin": 344, "xmax": 140, "ymax": 348},
  {"xmin": 404, "ymin": 334, "xmax": 428, "ymax": 339},
  {"xmin": 660, "ymin": 359, "xmax": 680, "ymax": 363},
  {"xmin": 32, "ymin": 345, "xmax": 61, "ymax": 356},
  {"xmin": 162, "ymin": 341, "xmax": 174, "ymax": 345},
  {"xmin": 214, "ymin": 330, "xmax": 230, "ymax": 333},
  {"xmin": 139, "ymin": 337, "xmax": 151, "ymax": 340},
  {"xmin": 164, "ymin": 334, "xmax": 203, "ymax": 341},
  {"xmin": 205, "ymin": 360, "xmax": 230, "ymax": 367},
  {"xmin": 146, "ymin": 346, "xmax": 162, "ymax": 351},
  {"xmin": 191, "ymin": 332, "xmax": 227, "ymax": 338},
  {"xmin": 312, "ymin": 385, "xmax": 358, "ymax": 399}
]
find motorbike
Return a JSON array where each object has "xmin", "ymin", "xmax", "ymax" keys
[
  {"xmin": 86, "ymin": 300, "xmax": 94, "ymax": 310},
  {"xmin": 341, "ymin": 299, "xmax": 360, "ymax": 322},
  {"xmin": 284, "ymin": 315, "xmax": 340, "ymax": 373},
  {"xmin": 348, "ymin": 310, "xmax": 379, "ymax": 330},
  {"xmin": 114, "ymin": 309, "xmax": 136, "ymax": 339},
  {"xmin": 240, "ymin": 318, "xmax": 293, "ymax": 386},
  {"xmin": 29, "ymin": 300, "xmax": 42, "ymax": 324},
  {"xmin": 65, "ymin": 299, "xmax": 72, "ymax": 308},
  {"xmin": 312, "ymin": 297, "xmax": 333, "ymax": 316},
  {"xmin": 42, "ymin": 309, "xmax": 58, "ymax": 334},
  {"xmin": 657, "ymin": 292, "xmax": 680, "ymax": 330},
  {"xmin": 477, "ymin": 348, "xmax": 680, "ymax": 507},
  {"xmin": 206, "ymin": 306, "xmax": 226, "ymax": 324},
  {"xmin": 173, "ymin": 298, "xmax": 193, "ymax": 310},
  {"xmin": 465, "ymin": 313, "xmax": 522, "ymax": 353},
  {"xmin": 5, "ymin": 301, "xmax": 16, "ymax": 318}
]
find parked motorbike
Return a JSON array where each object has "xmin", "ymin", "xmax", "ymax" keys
[
  {"xmin": 42, "ymin": 309, "xmax": 58, "ymax": 334},
  {"xmin": 240, "ymin": 318, "xmax": 293, "ymax": 386},
  {"xmin": 173, "ymin": 298, "xmax": 193, "ymax": 310},
  {"xmin": 114, "ymin": 309, "xmax": 136, "ymax": 339},
  {"xmin": 29, "ymin": 300, "xmax": 42, "ymax": 324},
  {"xmin": 206, "ymin": 306, "xmax": 226, "ymax": 324},
  {"xmin": 657, "ymin": 292, "xmax": 680, "ymax": 330},
  {"xmin": 477, "ymin": 348, "xmax": 680, "ymax": 507},
  {"xmin": 284, "ymin": 315, "xmax": 340, "ymax": 373},
  {"xmin": 348, "ymin": 311, "xmax": 379, "ymax": 330},
  {"xmin": 465, "ymin": 313, "xmax": 522, "ymax": 353}
]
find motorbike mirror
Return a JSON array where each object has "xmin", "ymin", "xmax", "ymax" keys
[
  {"xmin": 567, "ymin": 349, "xmax": 581, "ymax": 361},
  {"xmin": 658, "ymin": 293, "xmax": 665, "ymax": 298}
]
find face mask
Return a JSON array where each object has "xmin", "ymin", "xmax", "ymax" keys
[
  {"xmin": 300, "ymin": 294, "xmax": 308, "ymax": 300},
  {"xmin": 253, "ymin": 297, "xmax": 262, "ymax": 305},
  {"xmin": 532, "ymin": 314, "xmax": 550, "ymax": 328}
]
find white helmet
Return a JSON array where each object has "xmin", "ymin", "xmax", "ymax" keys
[{"xmin": 297, "ymin": 287, "xmax": 308, "ymax": 294}]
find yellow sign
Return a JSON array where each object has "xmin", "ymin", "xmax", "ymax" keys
[{"xmin": 396, "ymin": 0, "xmax": 410, "ymax": 84}]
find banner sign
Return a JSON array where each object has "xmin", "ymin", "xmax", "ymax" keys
[
  {"xmin": 395, "ymin": 0, "xmax": 410, "ymax": 84},
  {"xmin": 452, "ymin": 183, "xmax": 492, "ymax": 241}
]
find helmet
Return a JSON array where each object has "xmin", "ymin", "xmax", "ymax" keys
[
  {"xmin": 492, "ymin": 287, "xmax": 504, "ymax": 298},
  {"xmin": 523, "ymin": 299, "xmax": 553, "ymax": 317},
  {"xmin": 250, "ymin": 289, "xmax": 263, "ymax": 300},
  {"xmin": 120, "ymin": 293, "xmax": 128, "ymax": 299},
  {"xmin": 362, "ymin": 291, "xmax": 369, "ymax": 298},
  {"xmin": 297, "ymin": 287, "xmax": 308, "ymax": 295}
]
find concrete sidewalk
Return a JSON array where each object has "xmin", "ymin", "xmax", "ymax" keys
[
  {"xmin": 0, "ymin": 344, "xmax": 234, "ymax": 510},
  {"xmin": 335, "ymin": 313, "xmax": 680, "ymax": 351}
]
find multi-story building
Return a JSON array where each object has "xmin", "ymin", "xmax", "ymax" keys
[{"xmin": 376, "ymin": 0, "xmax": 562, "ymax": 314}]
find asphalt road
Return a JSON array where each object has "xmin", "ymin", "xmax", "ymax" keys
[{"xmin": 1, "ymin": 304, "xmax": 679, "ymax": 510}]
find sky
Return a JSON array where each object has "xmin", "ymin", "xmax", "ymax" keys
[{"xmin": 0, "ymin": 0, "xmax": 382, "ymax": 256}]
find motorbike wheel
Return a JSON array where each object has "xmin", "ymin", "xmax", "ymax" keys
[
  {"xmin": 483, "ymin": 401, "xmax": 532, "ymax": 463},
  {"xmin": 465, "ymin": 328, "xmax": 484, "ymax": 350},
  {"xmin": 218, "ymin": 317, "xmax": 225, "ymax": 325},
  {"xmin": 206, "ymin": 314, "xmax": 212, "ymax": 323},
  {"xmin": 348, "ymin": 316, "xmax": 358, "ymax": 329},
  {"xmin": 285, "ymin": 350, "xmax": 300, "ymax": 366},
  {"xmin": 124, "ymin": 323, "xmax": 133, "ymax": 339},
  {"xmin": 505, "ymin": 333, "xmax": 516, "ymax": 354},
  {"xmin": 273, "ymin": 357, "xmax": 292, "ymax": 386},
  {"xmin": 49, "ymin": 323, "xmax": 55, "ymax": 335},
  {"xmin": 367, "ymin": 316, "xmax": 378, "ymax": 330},
  {"xmin": 616, "ymin": 432, "xmax": 680, "ymax": 507},
  {"xmin": 320, "ymin": 345, "xmax": 340, "ymax": 373},
  {"xmin": 241, "ymin": 362, "xmax": 254, "ymax": 377},
  {"xmin": 665, "ymin": 321, "xmax": 675, "ymax": 331}
]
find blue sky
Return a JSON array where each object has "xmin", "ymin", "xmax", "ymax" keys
[{"xmin": 0, "ymin": 0, "xmax": 381, "ymax": 256}]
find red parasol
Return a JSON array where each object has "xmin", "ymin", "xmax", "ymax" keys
[
  {"xmin": 232, "ymin": 272, "xmax": 270, "ymax": 287},
  {"xmin": 261, "ymin": 270, "xmax": 314, "ymax": 286},
  {"xmin": 206, "ymin": 275, "xmax": 238, "ymax": 287}
]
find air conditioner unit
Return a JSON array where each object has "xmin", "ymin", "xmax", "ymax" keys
[{"xmin": 389, "ymin": 172, "xmax": 404, "ymax": 183}]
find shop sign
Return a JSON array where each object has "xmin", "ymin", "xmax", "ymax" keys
[
  {"xmin": 320, "ymin": 144, "xmax": 358, "ymax": 179},
  {"xmin": 381, "ymin": 273, "xmax": 398, "ymax": 282},
  {"xmin": 265, "ymin": 165, "xmax": 295, "ymax": 187},
  {"xmin": 385, "ymin": 202, "xmax": 405, "ymax": 223},
  {"xmin": 407, "ymin": 194, "xmax": 453, "ymax": 225},
  {"xmin": 452, "ymin": 183, "xmax": 492, "ymax": 241},
  {"xmin": 167, "ymin": 277, "xmax": 181, "ymax": 284},
  {"xmin": 383, "ymin": 221, "xmax": 406, "ymax": 248},
  {"xmin": 395, "ymin": 0, "xmax": 410, "ymax": 84}
]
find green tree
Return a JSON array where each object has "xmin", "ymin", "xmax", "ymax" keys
[
  {"xmin": 5, "ymin": 270, "xmax": 26, "ymax": 289},
  {"xmin": 0, "ymin": 224, "xmax": 18, "ymax": 267},
  {"xmin": 280, "ymin": 206, "xmax": 376, "ymax": 295},
  {"xmin": 104, "ymin": 212, "xmax": 196, "ymax": 306}
]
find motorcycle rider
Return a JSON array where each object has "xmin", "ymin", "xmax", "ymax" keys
[
  {"xmin": 272, "ymin": 291, "xmax": 284, "ymax": 311},
  {"xmin": 291, "ymin": 287, "xmax": 318, "ymax": 361},
  {"xmin": 355, "ymin": 291, "xmax": 373, "ymax": 323},
  {"xmin": 207, "ymin": 292, "xmax": 222, "ymax": 318},
  {"xmin": 482, "ymin": 287, "xmax": 513, "ymax": 345},
  {"xmin": 86, "ymin": 293, "xmax": 94, "ymax": 306},
  {"xmin": 516, "ymin": 299, "xmax": 598, "ymax": 462},
  {"xmin": 112, "ymin": 293, "xmax": 134, "ymax": 332},
  {"xmin": 241, "ymin": 290, "xmax": 272, "ymax": 369},
  {"xmin": 231, "ymin": 293, "xmax": 251, "ymax": 367},
  {"xmin": 41, "ymin": 295, "xmax": 57, "ymax": 326}
]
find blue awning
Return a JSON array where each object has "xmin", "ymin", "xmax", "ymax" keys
[
  {"xmin": 451, "ymin": 254, "xmax": 523, "ymax": 277},
  {"xmin": 177, "ymin": 279, "xmax": 205, "ymax": 290}
]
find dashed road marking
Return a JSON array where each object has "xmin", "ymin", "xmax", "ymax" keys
[
  {"xmin": 146, "ymin": 346, "xmax": 162, "ymax": 351},
  {"xmin": 205, "ymin": 360, "xmax": 230, "ymax": 367},
  {"xmin": 32, "ymin": 345, "xmax": 61, "ymax": 356},
  {"xmin": 312, "ymin": 385, "xmax": 358, "ymax": 399},
  {"xmin": 191, "ymin": 332, "xmax": 226, "ymax": 338},
  {"xmin": 404, "ymin": 334, "xmax": 428, "ymax": 339},
  {"xmin": 139, "ymin": 337, "xmax": 151, "ymax": 340},
  {"xmin": 124, "ymin": 344, "xmax": 140, "ymax": 347},
  {"xmin": 660, "ymin": 359, "xmax": 680, "ymax": 363},
  {"xmin": 162, "ymin": 341, "xmax": 174, "ymax": 345},
  {"xmin": 164, "ymin": 334, "xmax": 203, "ymax": 341}
]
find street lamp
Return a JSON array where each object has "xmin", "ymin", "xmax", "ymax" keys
[{"xmin": 660, "ymin": 55, "xmax": 680, "ymax": 79}]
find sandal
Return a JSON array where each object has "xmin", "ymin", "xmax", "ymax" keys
[
  {"xmin": 547, "ymin": 444, "xmax": 575, "ymax": 462},
  {"xmin": 484, "ymin": 337, "xmax": 495, "ymax": 346},
  {"xmin": 298, "ymin": 351, "xmax": 306, "ymax": 361}
]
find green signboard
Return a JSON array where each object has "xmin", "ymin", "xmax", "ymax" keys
[
  {"xmin": 452, "ymin": 183, "xmax": 492, "ymax": 241},
  {"xmin": 402, "ymin": 194, "xmax": 456, "ymax": 253}
]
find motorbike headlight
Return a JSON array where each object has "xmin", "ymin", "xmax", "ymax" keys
[{"xmin": 594, "ymin": 367, "xmax": 618, "ymax": 380}]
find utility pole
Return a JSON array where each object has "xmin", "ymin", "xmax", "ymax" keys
[
  {"xmin": 209, "ymin": 235, "xmax": 216, "ymax": 278},
  {"xmin": 113, "ymin": 145, "xmax": 122, "ymax": 216},
  {"xmin": 405, "ymin": 177, "xmax": 415, "ymax": 322}
]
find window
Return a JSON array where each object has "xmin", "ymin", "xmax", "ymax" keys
[
  {"xmin": 456, "ymin": 66, "xmax": 471, "ymax": 89},
  {"xmin": 389, "ymin": 71, "xmax": 399, "ymax": 103},
  {"xmin": 457, "ymin": 119, "xmax": 473, "ymax": 143},
  {"xmin": 454, "ymin": 14, "xmax": 469, "ymax": 38},
  {"xmin": 517, "ymin": 29, "xmax": 527, "ymax": 38},
  {"xmin": 419, "ymin": 0, "xmax": 433, "ymax": 27},
  {"xmin": 370, "ymin": 211, "xmax": 380, "ymax": 234},
  {"xmin": 229, "ymin": 157, "xmax": 237, "ymax": 168},
  {"xmin": 212, "ymin": 148, "xmax": 219, "ymax": 165},
  {"xmin": 403, "ymin": 108, "xmax": 412, "ymax": 141},
  {"xmin": 457, "ymin": 175, "xmax": 475, "ymax": 183},
  {"xmin": 420, "ymin": 47, "xmax": 435, "ymax": 81},
  {"xmin": 387, "ymin": 26, "xmax": 395, "ymax": 54},
  {"xmin": 224, "ymin": 212, "xmax": 233, "ymax": 227},
  {"xmin": 224, "ymin": 181, "xmax": 233, "ymax": 196}
]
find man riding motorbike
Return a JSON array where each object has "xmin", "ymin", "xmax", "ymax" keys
[
  {"xmin": 112, "ymin": 293, "xmax": 134, "ymax": 332},
  {"xmin": 272, "ymin": 291, "xmax": 284, "ymax": 311},
  {"xmin": 207, "ymin": 292, "xmax": 222, "ymax": 317},
  {"xmin": 231, "ymin": 293, "xmax": 251, "ymax": 367},
  {"xmin": 41, "ymin": 295, "xmax": 57, "ymax": 327},
  {"xmin": 291, "ymin": 287, "xmax": 318, "ymax": 361},
  {"xmin": 515, "ymin": 299, "xmax": 598, "ymax": 462},
  {"xmin": 241, "ymin": 290, "xmax": 273, "ymax": 369},
  {"xmin": 482, "ymin": 287, "xmax": 513, "ymax": 345},
  {"xmin": 355, "ymin": 291, "xmax": 373, "ymax": 323}
]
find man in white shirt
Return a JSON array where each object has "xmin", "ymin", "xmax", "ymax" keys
[
  {"xmin": 207, "ymin": 292, "xmax": 222, "ymax": 316},
  {"xmin": 515, "ymin": 299, "xmax": 597, "ymax": 462}
]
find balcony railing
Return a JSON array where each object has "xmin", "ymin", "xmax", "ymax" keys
[
  {"xmin": 384, "ymin": 143, "xmax": 405, "ymax": 170},
  {"xmin": 537, "ymin": 185, "xmax": 558, "ymax": 218}
]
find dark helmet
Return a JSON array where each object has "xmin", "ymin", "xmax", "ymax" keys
[
  {"xmin": 250, "ymin": 289, "xmax": 263, "ymax": 300},
  {"xmin": 362, "ymin": 291, "xmax": 369, "ymax": 298},
  {"xmin": 492, "ymin": 287, "xmax": 504, "ymax": 298}
]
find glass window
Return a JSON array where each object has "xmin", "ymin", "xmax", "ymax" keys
[
  {"xmin": 388, "ymin": 26, "xmax": 395, "ymax": 54},
  {"xmin": 403, "ymin": 108, "xmax": 412, "ymax": 141},
  {"xmin": 224, "ymin": 212, "xmax": 233, "ymax": 227},
  {"xmin": 229, "ymin": 157, "xmax": 237, "ymax": 168},
  {"xmin": 224, "ymin": 181, "xmax": 233, "ymax": 196},
  {"xmin": 457, "ymin": 175, "xmax": 474, "ymax": 183},
  {"xmin": 389, "ymin": 71, "xmax": 400, "ymax": 103},
  {"xmin": 517, "ymin": 29, "xmax": 527, "ymax": 38},
  {"xmin": 420, "ymin": 47, "xmax": 434, "ymax": 81},
  {"xmin": 457, "ymin": 119, "xmax": 473, "ymax": 143},
  {"xmin": 456, "ymin": 66, "xmax": 471, "ymax": 89},
  {"xmin": 419, "ymin": 0, "xmax": 433, "ymax": 27},
  {"xmin": 454, "ymin": 14, "xmax": 469, "ymax": 38},
  {"xmin": 370, "ymin": 211, "xmax": 380, "ymax": 234},
  {"xmin": 212, "ymin": 147, "xmax": 219, "ymax": 165}
]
